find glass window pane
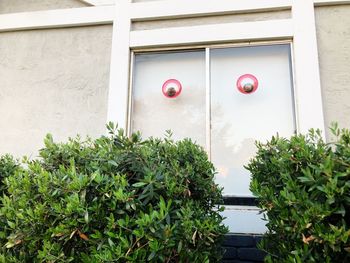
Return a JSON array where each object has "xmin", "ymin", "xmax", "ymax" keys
[
  {"xmin": 210, "ymin": 44, "xmax": 295, "ymax": 196},
  {"xmin": 132, "ymin": 51, "xmax": 206, "ymax": 146}
]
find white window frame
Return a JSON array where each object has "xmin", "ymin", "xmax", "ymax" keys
[
  {"xmin": 107, "ymin": 0, "xmax": 330, "ymax": 139},
  {"xmin": 129, "ymin": 40, "xmax": 295, "ymax": 157}
]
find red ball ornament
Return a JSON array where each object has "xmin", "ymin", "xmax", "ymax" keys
[
  {"xmin": 162, "ymin": 79, "xmax": 182, "ymax": 98},
  {"xmin": 237, "ymin": 74, "xmax": 259, "ymax": 94}
]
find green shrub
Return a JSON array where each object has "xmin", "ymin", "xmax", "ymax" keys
[
  {"xmin": 0, "ymin": 123, "xmax": 228, "ymax": 262},
  {"xmin": 0, "ymin": 155, "xmax": 19, "ymax": 196},
  {"xmin": 0, "ymin": 154, "xmax": 20, "ymax": 263},
  {"xmin": 247, "ymin": 125, "xmax": 350, "ymax": 263}
]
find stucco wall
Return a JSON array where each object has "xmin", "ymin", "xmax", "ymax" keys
[
  {"xmin": 315, "ymin": 5, "xmax": 350, "ymax": 139},
  {"xmin": 0, "ymin": 25, "xmax": 112, "ymax": 157},
  {"xmin": 0, "ymin": 0, "xmax": 87, "ymax": 14},
  {"xmin": 132, "ymin": 10, "xmax": 290, "ymax": 30}
]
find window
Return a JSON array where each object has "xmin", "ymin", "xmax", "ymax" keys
[
  {"xmin": 132, "ymin": 50, "xmax": 206, "ymax": 145},
  {"xmin": 210, "ymin": 44, "xmax": 295, "ymax": 196},
  {"xmin": 131, "ymin": 43, "xmax": 295, "ymax": 198}
]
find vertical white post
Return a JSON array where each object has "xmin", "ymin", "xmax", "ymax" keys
[
  {"xmin": 205, "ymin": 48, "xmax": 211, "ymax": 159},
  {"xmin": 292, "ymin": 0, "xmax": 325, "ymax": 136},
  {"xmin": 106, "ymin": 0, "xmax": 131, "ymax": 130}
]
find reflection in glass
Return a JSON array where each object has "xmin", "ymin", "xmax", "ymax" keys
[
  {"xmin": 210, "ymin": 45, "xmax": 295, "ymax": 196},
  {"xmin": 132, "ymin": 51, "xmax": 206, "ymax": 146}
]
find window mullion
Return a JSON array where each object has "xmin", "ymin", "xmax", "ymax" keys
[{"xmin": 205, "ymin": 47, "xmax": 211, "ymax": 160}]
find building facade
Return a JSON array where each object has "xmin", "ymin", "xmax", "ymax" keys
[{"xmin": 1, "ymin": 0, "xmax": 350, "ymax": 241}]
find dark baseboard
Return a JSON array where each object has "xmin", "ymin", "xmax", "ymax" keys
[
  {"xmin": 223, "ymin": 197, "xmax": 258, "ymax": 206},
  {"xmin": 222, "ymin": 234, "xmax": 266, "ymax": 263}
]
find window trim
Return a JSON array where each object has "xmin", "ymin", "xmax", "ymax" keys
[
  {"xmin": 128, "ymin": 40, "xmax": 295, "ymax": 150},
  {"xmin": 129, "ymin": 42, "xmax": 296, "ymax": 200},
  {"xmin": 107, "ymin": 0, "xmax": 326, "ymax": 139}
]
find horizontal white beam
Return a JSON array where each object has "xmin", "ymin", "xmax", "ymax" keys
[
  {"xmin": 130, "ymin": 19, "xmax": 293, "ymax": 48},
  {"xmin": 79, "ymin": 0, "xmax": 116, "ymax": 6},
  {"xmin": 314, "ymin": 0, "xmax": 350, "ymax": 5},
  {"xmin": 77, "ymin": 0, "xmax": 350, "ymax": 8},
  {"xmin": 130, "ymin": 0, "xmax": 292, "ymax": 21},
  {"xmin": 0, "ymin": 6, "xmax": 114, "ymax": 32}
]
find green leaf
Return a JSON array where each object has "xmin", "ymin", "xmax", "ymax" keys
[
  {"xmin": 334, "ymin": 205, "xmax": 346, "ymax": 217},
  {"xmin": 177, "ymin": 240, "xmax": 183, "ymax": 253},
  {"xmin": 5, "ymin": 241, "xmax": 15, "ymax": 249},
  {"xmin": 7, "ymin": 220, "xmax": 16, "ymax": 229},
  {"xmin": 84, "ymin": 211, "xmax": 89, "ymax": 224},
  {"xmin": 108, "ymin": 238, "xmax": 115, "ymax": 247},
  {"xmin": 132, "ymin": 182, "xmax": 147, "ymax": 188},
  {"xmin": 148, "ymin": 251, "xmax": 156, "ymax": 261},
  {"xmin": 108, "ymin": 160, "xmax": 118, "ymax": 167}
]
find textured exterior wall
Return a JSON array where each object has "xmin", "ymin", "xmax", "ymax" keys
[
  {"xmin": 0, "ymin": 25, "xmax": 112, "ymax": 157},
  {"xmin": 315, "ymin": 5, "xmax": 350, "ymax": 139},
  {"xmin": 132, "ymin": 10, "xmax": 290, "ymax": 30},
  {"xmin": 0, "ymin": 0, "xmax": 87, "ymax": 14}
]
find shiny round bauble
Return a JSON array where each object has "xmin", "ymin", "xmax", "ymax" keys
[
  {"xmin": 162, "ymin": 79, "xmax": 182, "ymax": 98},
  {"xmin": 237, "ymin": 74, "xmax": 259, "ymax": 94}
]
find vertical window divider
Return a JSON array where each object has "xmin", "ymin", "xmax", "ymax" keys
[
  {"xmin": 205, "ymin": 47, "xmax": 211, "ymax": 160},
  {"xmin": 288, "ymin": 42, "xmax": 299, "ymax": 135},
  {"xmin": 127, "ymin": 51, "xmax": 135, "ymax": 137}
]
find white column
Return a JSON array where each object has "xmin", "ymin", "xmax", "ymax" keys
[
  {"xmin": 292, "ymin": 0, "xmax": 326, "ymax": 136},
  {"xmin": 106, "ymin": 0, "xmax": 132, "ymax": 130}
]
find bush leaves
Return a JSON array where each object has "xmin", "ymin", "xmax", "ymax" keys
[
  {"xmin": 0, "ymin": 124, "xmax": 228, "ymax": 262},
  {"xmin": 247, "ymin": 124, "xmax": 350, "ymax": 262}
]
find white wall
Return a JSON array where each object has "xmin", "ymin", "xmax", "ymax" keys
[
  {"xmin": 0, "ymin": 25, "xmax": 112, "ymax": 157},
  {"xmin": 315, "ymin": 5, "xmax": 350, "ymax": 139},
  {"xmin": 0, "ymin": 0, "xmax": 87, "ymax": 14}
]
